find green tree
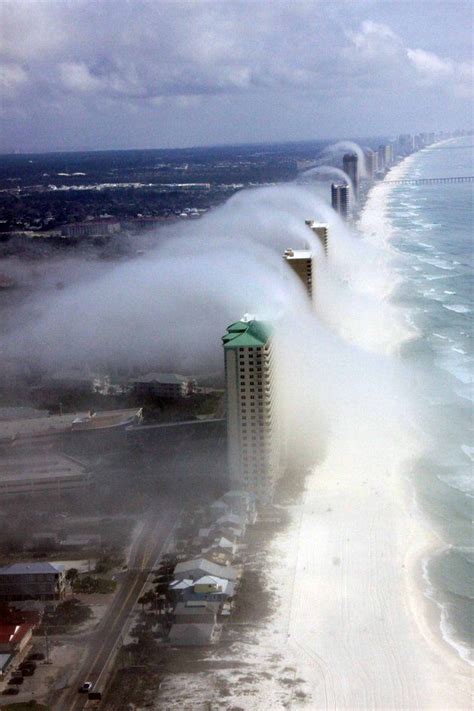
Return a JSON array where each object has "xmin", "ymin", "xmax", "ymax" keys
[{"xmin": 65, "ymin": 568, "xmax": 79, "ymax": 588}]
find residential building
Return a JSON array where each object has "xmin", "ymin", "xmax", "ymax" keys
[
  {"xmin": 365, "ymin": 149, "xmax": 376, "ymax": 179},
  {"xmin": 331, "ymin": 182, "xmax": 350, "ymax": 219},
  {"xmin": 305, "ymin": 220, "xmax": 328, "ymax": 254},
  {"xmin": 216, "ymin": 513, "xmax": 246, "ymax": 533},
  {"xmin": 169, "ymin": 576, "xmax": 235, "ymax": 603},
  {"xmin": 173, "ymin": 558, "xmax": 238, "ymax": 582},
  {"xmin": 377, "ymin": 145, "xmax": 386, "ymax": 172},
  {"xmin": 386, "ymin": 143, "xmax": 394, "ymax": 166},
  {"xmin": 199, "ymin": 546, "xmax": 234, "ymax": 567},
  {"xmin": 283, "ymin": 249, "xmax": 313, "ymax": 297},
  {"xmin": 398, "ymin": 134, "xmax": 414, "ymax": 155},
  {"xmin": 130, "ymin": 372, "xmax": 197, "ymax": 399},
  {"xmin": 0, "ymin": 563, "xmax": 65, "ymax": 602},
  {"xmin": 173, "ymin": 600, "xmax": 221, "ymax": 621},
  {"xmin": 61, "ymin": 220, "xmax": 120, "ymax": 239},
  {"xmin": 221, "ymin": 490, "xmax": 256, "ymax": 521},
  {"xmin": 0, "ymin": 623, "xmax": 33, "ymax": 656},
  {"xmin": 222, "ymin": 316, "xmax": 280, "ymax": 504},
  {"xmin": 377, "ymin": 144, "xmax": 393, "ymax": 173},
  {"xmin": 342, "ymin": 153, "xmax": 359, "ymax": 198}
]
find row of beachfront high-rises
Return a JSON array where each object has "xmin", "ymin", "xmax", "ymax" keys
[
  {"xmin": 221, "ymin": 132, "xmax": 447, "ymax": 504},
  {"xmin": 331, "ymin": 132, "xmax": 440, "ymax": 220},
  {"xmin": 222, "ymin": 222, "xmax": 326, "ymax": 505}
]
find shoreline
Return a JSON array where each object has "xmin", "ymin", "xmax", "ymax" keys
[
  {"xmin": 362, "ymin": 143, "xmax": 473, "ymax": 670},
  {"xmin": 257, "ymin": 147, "xmax": 472, "ymax": 708}
]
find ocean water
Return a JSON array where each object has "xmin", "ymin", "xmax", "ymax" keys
[{"xmin": 386, "ymin": 139, "xmax": 473, "ymax": 663}]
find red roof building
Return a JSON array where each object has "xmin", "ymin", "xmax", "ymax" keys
[{"xmin": 0, "ymin": 623, "xmax": 33, "ymax": 654}]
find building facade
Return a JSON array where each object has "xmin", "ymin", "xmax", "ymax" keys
[
  {"xmin": 130, "ymin": 373, "xmax": 197, "ymax": 399},
  {"xmin": 0, "ymin": 623, "xmax": 33, "ymax": 656},
  {"xmin": 305, "ymin": 220, "xmax": 328, "ymax": 254},
  {"xmin": 364, "ymin": 149, "xmax": 376, "ymax": 179},
  {"xmin": 0, "ymin": 563, "xmax": 65, "ymax": 602},
  {"xmin": 223, "ymin": 317, "xmax": 280, "ymax": 503},
  {"xmin": 342, "ymin": 153, "xmax": 359, "ymax": 198},
  {"xmin": 331, "ymin": 182, "xmax": 349, "ymax": 219},
  {"xmin": 283, "ymin": 249, "xmax": 313, "ymax": 298}
]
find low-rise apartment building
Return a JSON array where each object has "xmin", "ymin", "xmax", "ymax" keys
[{"xmin": 0, "ymin": 562, "xmax": 65, "ymax": 602}]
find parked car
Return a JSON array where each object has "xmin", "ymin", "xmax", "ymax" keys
[
  {"xmin": 20, "ymin": 660, "xmax": 36, "ymax": 669},
  {"xmin": 22, "ymin": 668, "xmax": 35, "ymax": 677},
  {"xmin": 79, "ymin": 681, "xmax": 93, "ymax": 693}
]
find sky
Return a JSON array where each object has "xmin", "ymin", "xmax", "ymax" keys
[{"xmin": 0, "ymin": 0, "xmax": 472, "ymax": 153}]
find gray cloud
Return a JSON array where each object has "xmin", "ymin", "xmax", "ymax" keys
[{"xmin": 0, "ymin": 0, "xmax": 472, "ymax": 150}]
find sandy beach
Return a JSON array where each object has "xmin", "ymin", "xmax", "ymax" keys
[
  {"xmin": 229, "ymin": 154, "xmax": 472, "ymax": 709},
  {"xmin": 257, "ymin": 152, "xmax": 472, "ymax": 709},
  {"xmin": 277, "ymin": 457, "xmax": 471, "ymax": 709}
]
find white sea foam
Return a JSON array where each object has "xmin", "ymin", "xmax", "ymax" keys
[
  {"xmin": 435, "ymin": 355, "xmax": 472, "ymax": 385},
  {"xmin": 455, "ymin": 385, "xmax": 474, "ymax": 403},
  {"xmin": 440, "ymin": 604, "xmax": 474, "ymax": 664},
  {"xmin": 443, "ymin": 304, "xmax": 471, "ymax": 314},
  {"xmin": 439, "ymin": 471, "xmax": 474, "ymax": 496},
  {"xmin": 419, "ymin": 288, "xmax": 448, "ymax": 302},
  {"xmin": 423, "ymin": 273, "xmax": 453, "ymax": 281},
  {"xmin": 461, "ymin": 445, "xmax": 474, "ymax": 462},
  {"xmin": 421, "ymin": 556, "xmax": 474, "ymax": 665},
  {"xmin": 418, "ymin": 256, "xmax": 455, "ymax": 271}
]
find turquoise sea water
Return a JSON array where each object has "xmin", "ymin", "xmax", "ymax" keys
[{"xmin": 387, "ymin": 139, "xmax": 473, "ymax": 662}]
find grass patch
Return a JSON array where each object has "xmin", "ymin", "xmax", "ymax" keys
[
  {"xmin": 39, "ymin": 598, "xmax": 92, "ymax": 634},
  {"xmin": 94, "ymin": 552, "xmax": 124, "ymax": 574},
  {"xmin": 73, "ymin": 575, "xmax": 117, "ymax": 594}
]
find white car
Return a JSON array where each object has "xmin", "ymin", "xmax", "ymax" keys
[{"xmin": 78, "ymin": 681, "xmax": 93, "ymax": 693}]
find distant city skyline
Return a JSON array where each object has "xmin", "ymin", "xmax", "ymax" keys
[{"xmin": 0, "ymin": 0, "xmax": 472, "ymax": 153}]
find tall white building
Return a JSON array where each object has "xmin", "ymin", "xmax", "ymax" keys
[
  {"xmin": 331, "ymin": 182, "xmax": 350, "ymax": 219},
  {"xmin": 283, "ymin": 248, "xmax": 313, "ymax": 298},
  {"xmin": 365, "ymin": 149, "xmax": 376, "ymax": 180},
  {"xmin": 223, "ymin": 316, "xmax": 279, "ymax": 504},
  {"xmin": 305, "ymin": 220, "xmax": 328, "ymax": 254},
  {"xmin": 343, "ymin": 153, "xmax": 359, "ymax": 198}
]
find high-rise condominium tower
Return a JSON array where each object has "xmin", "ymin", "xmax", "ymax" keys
[
  {"xmin": 365, "ymin": 149, "xmax": 376, "ymax": 180},
  {"xmin": 331, "ymin": 182, "xmax": 349, "ymax": 219},
  {"xmin": 223, "ymin": 316, "xmax": 279, "ymax": 504},
  {"xmin": 283, "ymin": 248, "xmax": 313, "ymax": 298},
  {"xmin": 343, "ymin": 153, "xmax": 359, "ymax": 198},
  {"xmin": 377, "ymin": 145, "xmax": 386, "ymax": 172},
  {"xmin": 305, "ymin": 220, "xmax": 328, "ymax": 254}
]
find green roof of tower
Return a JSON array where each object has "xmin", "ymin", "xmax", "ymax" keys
[{"xmin": 223, "ymin": 318, "xmax": 273, "ymax": 349}]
